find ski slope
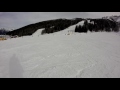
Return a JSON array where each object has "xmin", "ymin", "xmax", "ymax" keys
[
  {"xmin": 0, "ymin": 30, "xmax": 120, "ymax": 78},
  {"xmin": 32, "ymin": 28, "xmax": 44, "ymax": 37},
  {"xmin": 54, "ymin": 24, "xmax": 77, "ymax": 35}
]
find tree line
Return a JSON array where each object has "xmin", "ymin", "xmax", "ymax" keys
[{"xmin": 75, "ymin": 19, "xmax": 119, "ymax": 33}]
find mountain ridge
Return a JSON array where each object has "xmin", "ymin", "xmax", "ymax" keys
[{"xmin": 6, "ymin": 16, "xmax": 120, "ymax": 37}]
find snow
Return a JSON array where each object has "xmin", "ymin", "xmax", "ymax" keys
[
  {"xmin": 103, "ymin": 16, "xmax": 120, "ymax": 22},
  {"xmin": 32, "ymin": 28, "xmax": 44, "ymax": 37},
  {"xmin": 75, "ymin": 20, "xmax": 94, "ymax": 27},
  {"xmin": 54, "ymin": 24, "xmax": 77, "ymax": 35},
  {"xmin": 90, "ymin": 21, "xmax": 94, "ymax": 25},
  {"xmin": 76, "ymin": 20, "xmax": 85, "ymax": 26},
  {"xmin": 0, "ymin": 35, "xmax": 10, "ymax": 39},
  {"xmin": 0, "ymin": 30, "xmax": 120, "ymax": 78},
  {"xmin": 87, "ymin": 20, "xmax": 90, "ymax": 23}
]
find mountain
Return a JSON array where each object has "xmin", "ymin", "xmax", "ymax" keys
[
  {"xmin": 6, "ymin": 18, "xmax": 83, "ymax": 37},
  {"xmin": 102, "ymin": 15, "xmax": 120, "ymax": 22},
  {"xmin": 6, "ymin": 16, "xmax": 120, "ymax": 37}
]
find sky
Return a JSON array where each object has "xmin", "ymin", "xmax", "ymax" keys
[{"xmin": 0, "ymin": 12, "xmax": 120, "ymax": 30}]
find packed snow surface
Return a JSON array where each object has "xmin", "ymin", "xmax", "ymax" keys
[
  {"xmin": 76, "ymin": 20, "xmax": 85, "ymax": 26},
  {"xmin": 32, "ymin": 28, "xmax": 44, "ymax": 37},
  {"xmin": 0, "ymin": 29, "xmax": 120, "ymax": 78}
]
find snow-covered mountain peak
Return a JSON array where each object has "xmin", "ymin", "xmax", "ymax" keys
[{"xmin": 102, "ymin": 15, "xmax": 120, "ymax": 22}]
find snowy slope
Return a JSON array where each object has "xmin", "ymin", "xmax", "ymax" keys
[
  {"xmin": 54, "ymin": 24, "xmax": 77, "ymax": 35},
  {"xmin": 54, "ymin": 21, "xmax": 85, "ymax": 35},
  {"xmin": 76, "ymin": 20, "xmax": 85, "ymax": 26},
  {"xmin": 0, "ymin": 31, "xmax": 120, "ymax": 78},
  {"xmin": 32, "ymin": 28, "xmax": 44, "ymax": 36},
  {"xmin": 103, "ymin": 16, "xmax": 120, "ymax": 22}
]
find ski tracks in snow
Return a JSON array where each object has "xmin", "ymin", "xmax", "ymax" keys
[{"xmin": 0, "ymin": 32, "xmax": 120, "ymax": 78}]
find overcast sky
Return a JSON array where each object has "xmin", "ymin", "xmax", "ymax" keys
[{"xmin": 0, "ymin": 12, "xmax": 120, "ymax": 30}]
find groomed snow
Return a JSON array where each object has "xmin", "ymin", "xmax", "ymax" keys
[
  {"xmin": 76, "ymin": 20, "xmax": 85, "ymax": 26},
  {"xmin": 32, "ymin": 28, "xmax": 44, "ymax": 37},
  {"xmin": 0, "ymin": 31, "xmax": 120, "ymax": 78}
]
